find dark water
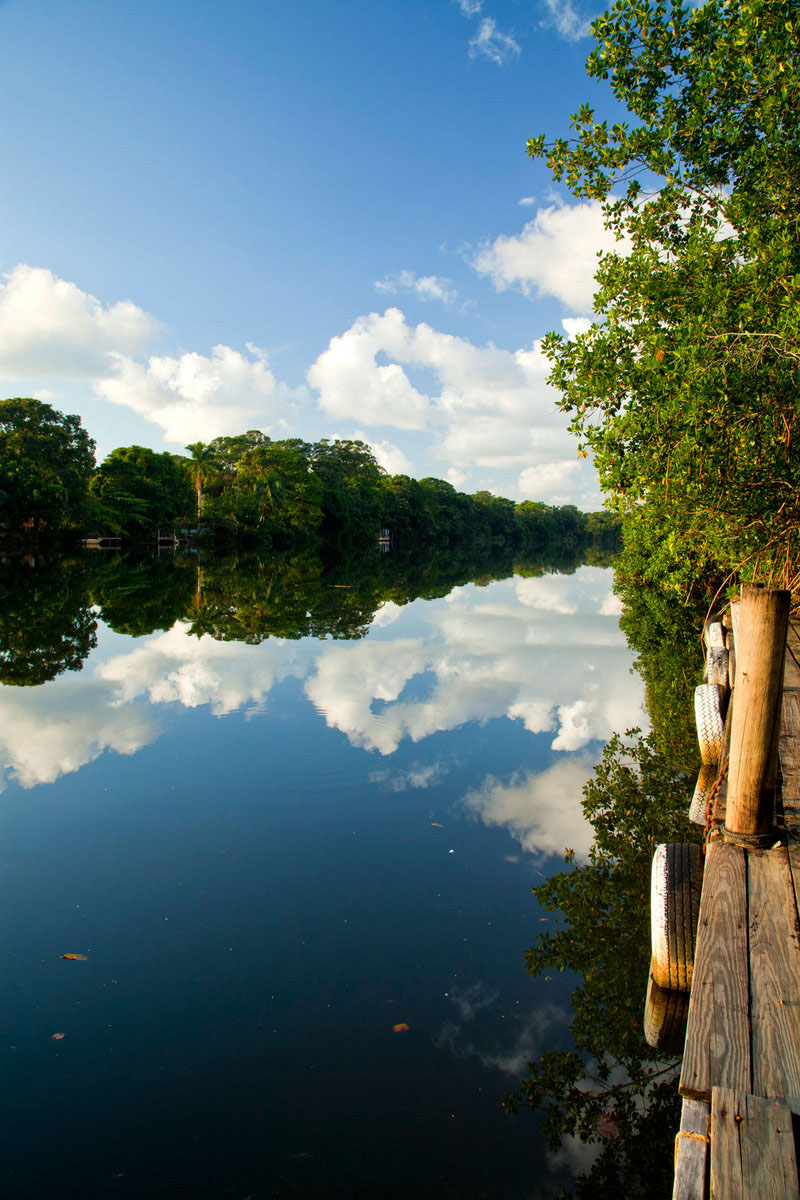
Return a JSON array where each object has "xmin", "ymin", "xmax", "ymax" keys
[{"xmin": 0, "ymin": 551, "xmax": 644, "ymax": 1199}]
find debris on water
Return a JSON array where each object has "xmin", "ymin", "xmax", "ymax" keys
[
  {"xmin": 392, "ymin": 1023, "xmax": 410, "ymax": 1033},
  {"xmin": 61, "ymin": 954, "xmax": 89, "ymax": 961},
  {"xmin": 429, "ymin": 822, "xmax": 443, "ymax": 827},
  {"xmin": 51, "ymin": 1032, "xmax": 65, "ymax": 1040},
  {"xmin": 448, "ymin": 849, "xmax": 454, "ymax": 854}
]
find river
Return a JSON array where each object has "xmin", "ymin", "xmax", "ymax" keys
[{"xmin": 0, "ymin": 550, "xmax": 645, "ymax": 1199}]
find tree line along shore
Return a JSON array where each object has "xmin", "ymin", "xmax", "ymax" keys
[{"xmin": 0, "ymin": 398, "xmax": 619, "ymax": 553}]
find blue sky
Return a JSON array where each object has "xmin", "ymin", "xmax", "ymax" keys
[{"xmin": 0, "ymin": 0, "xmax": 621, "ymax": 506}]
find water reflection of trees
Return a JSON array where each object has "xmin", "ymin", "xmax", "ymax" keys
[
  {"xmin": 0, "ymin": 543, "xmax": 600, "ymax": 685},
  {"xmin": 0, "ymin": 558, "xmax": 97, "ymax": 686},
  {"xmin": 508, "ymin": 577, "xmax": 710, "ymax": 1198}
]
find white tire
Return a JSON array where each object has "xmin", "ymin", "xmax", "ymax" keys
[
  {"xmin": 704, "ymin": 646, "xmax": 729, "ymax": 687},
  {"xmin": 651, "ymin": 843, "xmax": 703, "ymax": 992},
  {"xmin": 643, "ymin": 966, "xmax": 689, "ymax": 1055},
  {"xmin": 689, "ymin": 764, "xmax": 717, "ymax": 825},
  {"xmin": 695, "ymin": 683, "xmax": 726, "ymax": 765},
  {"xmin": 704, "ymin": 621, "xmax": 726, "ymax": 649}
]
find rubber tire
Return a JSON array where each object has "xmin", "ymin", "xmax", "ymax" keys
[
  {"xmin": 705, "ymin": 646, "xmax": 729, "ymax": 688},
  {"xmin": 651, "ymin": 842, "xmax": 703, "ymax": 992},
  {"xmin": 643, "ymin": 967, "xmax": 689, "ymax": 1055},
  {"xmin": 704, "ymin": 621, "xmax": 726, "ymax": 649},
  {"xmin": 695, "ymin": 683, "xmax": 726, "ymax": 765},
  {"xmin": 689, "ymin": 764, "xmax": 717, "ymax": 826}
]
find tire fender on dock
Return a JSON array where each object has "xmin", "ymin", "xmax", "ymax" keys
[{"xmin": 650, "ymin": 842, "xmax": 703, "ymax": 992}]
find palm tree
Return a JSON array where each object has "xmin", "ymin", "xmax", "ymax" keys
[{"xmin": 185, "ymin": 442, "xmax": 215, "ymax": 524}]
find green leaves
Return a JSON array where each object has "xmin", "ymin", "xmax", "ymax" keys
[{"xmin": 527, "ymin": 0, "xmax": 800, "ymax": 588}]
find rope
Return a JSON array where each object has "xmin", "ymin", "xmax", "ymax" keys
[
  {"xmin": 720, "ymin": 825, "xmax": 779, "ymax": 849},
  {"xmin": 703, "ymin": 759, "xmax": 728, "ymax": 853}
]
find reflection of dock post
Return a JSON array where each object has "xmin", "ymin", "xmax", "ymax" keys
[{"xmin": 723, "ymin": 585, "xmax": 789, "ymax": 845}]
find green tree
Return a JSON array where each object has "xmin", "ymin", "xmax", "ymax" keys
[
  {"xmin": 529, "ymin": 0, "xmax": 800, "ymax": 589},
  {"xmin": 237, "ymin": 443, "xmax": 324, "ymax": 540},
  {"xmin": 185, "ymin": 441, "xmax": 218, "ymax": 523},
  {"xmin": 0, "ymin": 398, "xmax": 95, "ymax": 532},
  {"xmin": 89, "ymin": 445, "xmax": 194, "ymax": 534}
]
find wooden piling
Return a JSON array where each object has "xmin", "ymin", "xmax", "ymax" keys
[{"xmin": 724, "ymin": 586, "xmax": 790, "ymax": 843}]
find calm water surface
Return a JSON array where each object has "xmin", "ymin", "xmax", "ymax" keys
[{"xmin": 0, "ymin": 556, "xmax": 644, "ymax": 1199}]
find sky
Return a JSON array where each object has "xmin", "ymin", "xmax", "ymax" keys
[{"xmin": 0, "ymin": 0, "xmax": 623, "ymax": 508}]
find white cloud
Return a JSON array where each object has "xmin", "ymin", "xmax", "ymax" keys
[
  {"xmin": 472, "ymin": 200, "xmax": 625, "ymax": 312},
  {"xmin": 456, "ymin": 0, "xmax": 483, "ymax": 14},
  {"xmin": 469, "ymin": 17, "xmax": 521, "ymax": 64},
  {"xmin": 95, "ymin": 344, "xmax": 298, "ymax": 445},
  {"xmin": 374, "ymin": 271, "xmax": 459, "ymax": 307},
  {"xmin": 539, "ymin": 0, "xmax": 594, "ymax": 41},
  {"xmin": 463, "ymin": 755, "xmax": 596, "ymax": 860},
  {"xmin": 438, "ymin": 992, "xmax": 571, "ymax": 1076},
  {"xmin": 562, "ymin": 316, "xmax": 592, "ymax": 340},
  {"xmin": 0, "ymin": 264, "xmax": 158, "ymax": 378},
  {"xmin": 518, "ymin": 196, "xmax": 536, "ymax": 207},
  {"xmin": 304, "ymin": 568, "xmax": 644, "ymax": 756},
  {"xmin": 0, "ymin": 568, "xmax": 643, "ymax": 791},
  {"xmin": 0, "ymin": 676, "xmax": 159, "ymax": 790},
  {"xmin": 307, "ymin": 309, "xmax": 431, "ymax": 430},
  {"xmin": 350, "ymin": 429, "xmax": 414, "ymax": 476},
  {"xmin": 518, "ymin": 459, "xmax": 581, "ymax": 503},
  {"xmin": 308, "ymin": 306, "xmax": 594, "ymax": 488}
]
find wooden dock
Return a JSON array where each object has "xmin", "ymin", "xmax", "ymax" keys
[{"xmin": 672, "ymin": 617, "xmax": 800, "ymax": 1198}]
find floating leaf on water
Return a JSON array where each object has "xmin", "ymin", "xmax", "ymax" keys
[
  {"xmin": 392, "ymin": 1023, "xmax": 410, "ymax": 1033},
  {"xmin": 61, "ymin": 953, "xmax": 89, "ymax": 961},
  {"xmin": 51, "ymin": 1032, "xmax": 65, "ymax": 1040}
]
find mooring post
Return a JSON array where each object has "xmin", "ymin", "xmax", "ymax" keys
[{"xmin": 724, "ymin": 585, "xmax": 790, "ymax": 845}]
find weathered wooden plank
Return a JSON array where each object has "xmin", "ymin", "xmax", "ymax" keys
[
  {"xmin": 673, "ymin": 1098, "xmax": 710, "ymax": 1200},
  {"xmin": 748, "ymin": 848, "xmax": 800, "ymax": 1113},
  {"xmin": 710, "ymin": 1088, "xmax": 799, "ymax": 1200},
  {"xmin": 680, "ymin": 841, "xmax": 750, "ymax": 1102},
  {"xmin": 781, "ymin": 690, "xmax": 800, "ymax": 835},
  {"xmin": 783, "ymin": 623, "xmax": 800, "ymax": 691}
]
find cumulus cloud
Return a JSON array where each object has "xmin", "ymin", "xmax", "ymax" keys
[
  {"xmin": 349, "ymin": 429, "xmax": 414, "ymax": 476},
  {"xmin": 472, "ymin": 199, "xmax": 625, "ymax": 312},
  {"xmin": 469, "ymin": 17, "xmax": 521, "ymax": 64},
  {"xmin": 308, "ymin": 306, "xmax": 592, "ymax": 486},
  {"xmin": 463, "ymin": 755, "xmax": 596, "ymax": 861},
  {"xmin": 95, "ymin": 344, "xmax": 297, "ymax": 445},
  {"xmin": 304, "ymin": 567, "xmax": 644, "ymax": 756},
  {"xmin": 456, "ymin": 0, "xmax": 483, "ymax": 14},
  {"xmin": 1, "ymin": 567, "xmax": 641, "ymax": 791},
  {"xmin": 518, "ymin": 459, "xmax": 581, "ymax": 503},
  {"xmin": 0, "ymin": 263, "xmax": 305, "ymax": 446},
  {"xmin": 438, "ymin": 990, "xmax": 571, "ymax": 1076},
  {"xmin": 308, "ymin": 309, "xmax": 432, "ymax": 430},
  {"xmin": 375, "ymin": 271, "xmax": 459, "ymax": 307},
  {"xmin": 0, "ymin": 676, "xmax": 159, "ymax": 790},
  {"xmin": 539, "ymin": 0, "xmax": 594, "ymax": 41},
  {"xmin": 0, "ymin": 264, "xmax": 158, "ymax": 378}
]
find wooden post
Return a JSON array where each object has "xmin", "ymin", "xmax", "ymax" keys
[{"xmin": 725, "ymin": 586, "xmax": 790, "ymax": 843}]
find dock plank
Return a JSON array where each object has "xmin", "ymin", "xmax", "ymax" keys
[
  {"xmin": 748, "ymin": 848, "xmax": 800, "ymax": 1113},
  {"xmin": 783, "ymin": 624, "xmax": 800, "ymax": 691},
  {"xmin": 680, "ymin": 842, "xmax": 750, "ymax": 1103},
  {"xmin": 782, "ymin": 689, "xmax": 800, "ymax": 841},
  {"xmin": 673, "ymin": 1098, "xmax": 710, "ymax": 1200},
  {"xmin": 710, "ymin": 1088, "xmax": 799, "ymax": 1200}
]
